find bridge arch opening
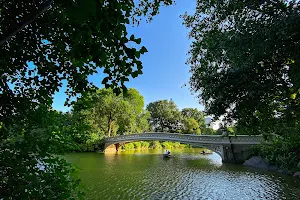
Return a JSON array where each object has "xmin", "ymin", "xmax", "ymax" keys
[
  {"xmin": 105, "ymin": 141, "xmax": 194, "ymax": 150},
  {"xmin": 104, "ymin": 140, "xmax": 223, "ymax": 159},
  {"xmin": 104, "ymin": 141, "xmax": 224, "ymax": 164}
]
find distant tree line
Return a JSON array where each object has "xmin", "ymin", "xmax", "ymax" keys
[{"xmin": 57, "ymin": 88, "xmax": 223, "ymax": 151}]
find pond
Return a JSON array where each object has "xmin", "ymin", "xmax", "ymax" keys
[{"xmin": 65, "ymin": 148, "xmax": 300, "ymax": 200}]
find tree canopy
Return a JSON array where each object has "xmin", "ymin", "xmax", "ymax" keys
[
  {"xmin": 146, "ymin": 99, "xmax": 181, "ymax": 132},
  {"xmin": 0, "ymin": 0, "xmax": 173, "ymax": 125},
  {"xmin": 183, "ymin": 0, "xmax": 300, "ymax": 135},
  {"xmin": 182, "ymin": 117, "xmax": 201, "ymax": 134},
  {"xmin": 73, "ymin": 88, "xmax": 149, "ymax": 137},
  {"xmin": 0, "ymin": 106, "xmax": 82, "ymax": 198},
  {"xmin": 0, "ymin": 0, "xmax": 173, "ymax": 198},
  {"xmin": 181, "ymin": 108, "xmax": 205, "ymax": 129}
]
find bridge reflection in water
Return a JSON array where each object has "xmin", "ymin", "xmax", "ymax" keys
[{"xmin": 104, "ymin": 132, "xmax": 262, "ymax": 163}]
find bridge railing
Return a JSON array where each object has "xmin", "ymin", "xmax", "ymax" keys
[{"xmin": 104, "ymin": 132, "xmax": 262, "ymax": 145}]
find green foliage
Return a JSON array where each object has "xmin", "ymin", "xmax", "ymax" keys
[
  {"xmin": 172, "ymin": 142, "xmax": 182, "ymax": 149},
  {"xmin": 122, "ymin": 143, "xmax": 135, "ymax": 150},
  {"xmin": 0, "ymin": 152, "xmax": 82, "ymax": 199},
  {"xmin": 146, "ymin": 101, "xmax": 207, "ymax": 134},
  {"xmin": 182, "ymin": 117, "xmax": 201, "ymax": 134},
  {"xmin": 140, "ymin": 141, "xmax": 150, "ymax": 149},
  {"xmin": 202, "ymin": 128, "xmax": 215, "ymax": 135},
  {"xmin": 214, "ymin": 128, "xmax": 223, "ymax": 136},
  {"xmin": 73, "ymin": 88, "xmax": 150, "ymax": 138},
  {"xmin": 64, "ymin": 112, "xmax": 97, "ymax": 150},
  {"xmin": 78, "ymin": 133, "xmax": 104, "ymax": 152},
  {"xmin": 133, "ymin": 142, "xmax": 142, "ymax": 149},
  {"xmin": 183, "ymin": 0, "xmax": 300, "ymax": 170},
  {"xmin": 183, "ymin": 0, "xmax": 300, "ymax": 135},
  {"xmin": 213, "ymin": 126, "xmax": 238, "ymax": 136},
  {"xmin": 227, "ymin": 127, "xmax": 236, "ymax": 134},
  {"xmin": 161, "ymin": 141, "xmax": 173, "ymax": 149},
  {"xmin": 119, "ymin": 141, "xmax": 188, "ymax": 150},
  {"xmin": 252, "ymin": 134, "xmax": 300, "ymax": 172},
  {"xmin": 0, "ymin": 0, "xmax": 174, "ymax": 122},
  {"xmin": 149, "ymin": 141, "xmax": 162, "ymax": 149},
  {"xmin": 0, "ymin": 0, "xmax": 174, "ymax": 198},
  {"xmin": 184, "ymin": 144, "xmax": 192, "ymax": 149},
  {"xmin": 136, "ymin": 111, "xmax": 151, "ymax": 133},
  {"xmin": 0, "ymin": 107, "xmax": 83, "ymax": 199},
  {"xmin": 181, "ymin": 108, "xmax": 205, "ymax": 129},
  {"xmin": 70, "ymin": 88, "xmax": 150, "ymax": 152},
  {"xmin": 147, "ymin": 99, "xmax": 181, "ymax": 132},
  {"xmin": 161, "ymin": 141, "xmax": 182, "ymax": 149},
  {"xmin": 180, "ymin": 108, "xmax": 205, "ymax": 134}
]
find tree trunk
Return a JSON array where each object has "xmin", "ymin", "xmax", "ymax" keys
[
  {"xmin": 107, "ymin": 120, "xmax": 113, "ymax": 137},
  {"xmin": 0, "ymin": 0, "xmax": 53, "ymax": 46},
  {"xmin": 107, "ymin": 112, "xmax": 113, "ymax": 137}
]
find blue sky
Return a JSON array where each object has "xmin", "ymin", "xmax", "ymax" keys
[{"xmin": 52, "ymin": 0, "xmax": 204, "ymax": 112}]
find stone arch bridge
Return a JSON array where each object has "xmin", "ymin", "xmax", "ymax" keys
[{"xmin": 104, "ymin": 132, "xmax": 262, "ymax": 163}]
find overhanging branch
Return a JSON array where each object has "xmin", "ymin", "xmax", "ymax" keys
[{"xmin": 0, "ymin": 0, "xmax": 53, "ymax": 46}]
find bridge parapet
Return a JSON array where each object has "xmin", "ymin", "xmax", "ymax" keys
[
  {"xmin": 229, "ymin": 135, "xmax": 262, "ymax": 144},
  {"xmin": 104, "ymin": 132, "xmax": 262, "ymax": 145}
]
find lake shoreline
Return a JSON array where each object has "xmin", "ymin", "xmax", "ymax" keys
[{"xmin": 244, "ymin": 156, "xmax": 300, "ymax": 180}]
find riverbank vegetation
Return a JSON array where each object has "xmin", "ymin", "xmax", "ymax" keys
[
  {"xmin": 183, "ymin": 0, "xmax": 300, "ymax": 173},
  {"xmin": 252, "ymin": 134, "xmax": 300, "ymax": 173},
  {"xmin": 121, "ymin": 141, "xmax": 189, "ymax": 150}
]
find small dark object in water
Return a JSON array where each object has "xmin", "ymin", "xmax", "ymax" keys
[
  {"xmin": 200, "ymin": 151, "xmax": 206, "ymax": 155},
  {"xmin": 163, "ymin": 154, "xmax": 171, "ymax": 158}
]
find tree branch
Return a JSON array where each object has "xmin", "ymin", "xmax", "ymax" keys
[{"xmin": 0, "ymin": 0, "xmax": 53, "ymax": 46}]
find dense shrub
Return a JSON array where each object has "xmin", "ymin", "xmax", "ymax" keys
[
  {"xmin": 252, "ymin": 134, "xmax": 300, "ymax": 172},
  {"xmin": 116, "ymin": 141, "xmax": 191, "ymax": 151},
  {"xmin": 133, "ymin": 142, "xmax": 142, "ymax": 149},
  {"xmin": 140, "ymin": 141, "xmax": 150, "ymax": 149},
  {"xmin": 161, "ymin": 141, "xmax": 183, "ymax": 149},
  {"xmin": 172, "ymin": 142, "xmax": 182, "ymax": 148},
  {"xmin": 78, "ymin": 133, "xmax": 104, "ymax": 152},
  {"xmin": 122, "ymin": 143, "xmax": 135, "ymax": 150},
  {"xmin": 161, "ymin": 141, "xmax": 173, "ymax": 149},
  {"xmin": 149, "ymin": 141, "xmax": 162, "ymax": 149}
]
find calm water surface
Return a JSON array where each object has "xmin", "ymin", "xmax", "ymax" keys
[{"xmin": 65, "ymin": 149, "xmax": 300, "ymax": 200}]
